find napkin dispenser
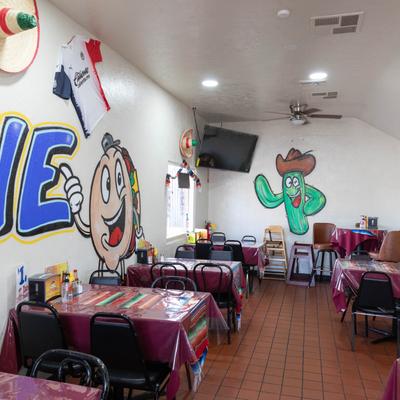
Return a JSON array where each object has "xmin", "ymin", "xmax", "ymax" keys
[
  {"xmin": 29, "ymin": 273, "xmax": 61, "ymax": 302},
  {"xmin": 368, "ymin": 217, "xmax": 378, "ymax": 229}
]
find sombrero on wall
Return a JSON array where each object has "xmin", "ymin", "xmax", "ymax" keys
[
  {"xmin": 179, "ymin": 128, "xmax": 198, "ymax": 159},
  {"xmin": 0, "ymin": 0, "xmax": 39, "ymax": 73}
]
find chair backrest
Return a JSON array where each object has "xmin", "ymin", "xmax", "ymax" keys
[
  {"xmin": 241, "ymin": 235, "xmax": 256, "ymax": 244},
  {"xmin": 210, "ymin": 245, "xmax": 233, "ymax": 261},
  {"xmin": 313, "ymin": 223, "xmax": 336, "ymax": 245},
  {"xmin": 377, "ymin": 231, "xmax": 400, "ymax": 262},
  {"xmin": 264, "ymin": 225, "xmax": 284, "ymax": 242},
  {"xmin": 16, "ymin": 301, "xmax": 66, "ymax": 368},
  {"xmin": 151, "ymin": 276, "xmax": 197, "ymax": 291},
  {"xmin": 354, "ymin": 272, "xmax": 395, "ymax": 311},
  {"xmin": 31, "ymin": 349, "xmax": 109, "ymax": 400},
  {"xmin": 211, "ymin": 232, "xmax": 226, "ymax": 244},
  {"xmin": 224, "ymin": 240, "xmax": 244, "ymax": 262},
  {"xmin": 89, "ymin": 269, "xmax": 122, "ymax": 286},
  {"xmin": 195, "ymin": 239, "xmax": 212, "ymax": 260},
  {"xmin": 90, "ymin": 313, "xmax": 151, "ymax": 387},
  {"xmin": 175, "ymin": 245, "xmax": 195, "ymax": 259},
  {"xmin": 193, "ymin": 262, "xmax": 233, "ymax": 304},
  {"xmin": 150, "ymin": 262, "xmax": 188, "ymax": 281}
]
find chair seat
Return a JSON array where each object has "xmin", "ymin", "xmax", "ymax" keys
[
  {"xmin": 109, "ymin": 362, "xmax": 170, "ymax": 389},
  {"xmin": 314, "ymin": 243, "xmax": 334, "ymax": 251}
]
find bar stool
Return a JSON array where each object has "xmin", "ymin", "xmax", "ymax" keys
[
  {"xmin": 287, "ymin": 242, "xmax": 315, "ymax": 286},
  {"xmin": 312, "ymin": 223, "xmax": 338, "ymax": 280}
]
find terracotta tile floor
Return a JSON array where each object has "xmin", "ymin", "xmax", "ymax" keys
[{"xmin": 177, "ymin": 280, "xmax": 396, "ymax": 400}]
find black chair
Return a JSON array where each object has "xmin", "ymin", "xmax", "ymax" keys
[
  {"xmin": 31, "ymin": 349, "xmax": 110, "ymax": 400},
  {"xmin": 175, "ymin": 245, "xmax": 195, "ymax": 259},
  {"xmin": 150, "ymin": 262, "xmax": 188, "ymax": 284},
  {"xmin": 91, "ymin": 313, "xmax": 171, "ymax": 399},
  {"xmin": 17, "ymin": 301, "xmax": 67, "ymax": 375},
  {"xmin": 195, "ymin": 239, "xmax": 212, "ymax": 259},
  {"xmin": 351, "ymin": 272, "xmax": 400, "ymax": 356},
  {"xmin": 151, "ymin": 276, "xmax": 197, "ymax": 291},
  {"xmin": 241, "ymin": 235, "xmax": 256, "ymax": 244},
  {"xmin": 89, "ymin": 269, "xmax": 122, "ymax": 286},
  {"xmin": 210, "ymin": 245, "xmax": 233, "ymax": 261},
  {"xmin": 225, "ymin": 240, "xmax": 251, "ymax": 297},
  {"xmin": 193, "ymin": 262, "xmax": 235, "ymax": 344},
  {"xmin": 211, "ymin": 232, "xmax": 226, "ymax": 244}
]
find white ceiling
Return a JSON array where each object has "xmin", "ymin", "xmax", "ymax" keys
[{"xmin": 49, "ymin": 0, "xmax": 400, "ymax": 137}]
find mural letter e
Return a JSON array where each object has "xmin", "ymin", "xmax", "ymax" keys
[{"xmin": 0, "ymin": 114, "xmax": 78, "ymax": 239}]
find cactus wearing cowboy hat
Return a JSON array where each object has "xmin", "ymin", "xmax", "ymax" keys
[{"xmin": 254, "ymin": 148, "xmax": 326, "ymax": 235}]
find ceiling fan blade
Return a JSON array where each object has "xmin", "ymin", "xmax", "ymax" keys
[
  {"xmin": 260, "ymin": 116, "xmax": 289, "ymax": 121},
  {"xmin": 309, "ymin": 114, "xmax": 342, "ymax": 119},
  {"xmin": 263, "ymin": 111, "xmax": 291, "ymax": 116},
  {"xmin": 303, "ymin": 108, "xmax": 321, "ymax": 115}
]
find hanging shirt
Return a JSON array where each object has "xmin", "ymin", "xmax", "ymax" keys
[{"xmin": 53, "ymin": 35, "xmax": 110, "ymax": 137}]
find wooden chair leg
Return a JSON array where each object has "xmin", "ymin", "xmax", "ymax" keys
[
  {"xmin": 320, "ymin": 251, "xmax": 325, "ymax": 279},
  {"xmin": 365, "ymin": 316, "xmax": 368, "ymax": 337}
]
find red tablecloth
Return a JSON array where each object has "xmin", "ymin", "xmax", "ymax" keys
[
  {"xmin": 182, "ymin": 242, "xmax": 268, "ymax": 273},
  {"xmin": 331, "ymin": 259, "xmax": 400, "ymax": 313},
  {"xmin": 241, "ymin": 242, "xmax": 268, "ymax": 275},
  {"xmin": 127, "ymin": 258, "xmax": 246, "ymax": 312},
  {"xmin": 331, "ymin": 228, "xmax": 386, "ymax": 257},
  {"xmin": 382, "ymin": 358, "xmax": 399, "ymax": 400},
  {"xmin": 0, "ymin": 285, "xmax": 227, "ymax": 400},
  {"xmin": 0, "ymin": 371, "xmax": 101, "ymax": 399}
]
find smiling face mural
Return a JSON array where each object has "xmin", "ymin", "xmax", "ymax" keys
[
  {"xmin": 254, "ymin": 148, "xmax": 326, "ymax": 235},
  {"xmin": 61, "ymin": 133, "xmax": 143, "ymax": 271}
]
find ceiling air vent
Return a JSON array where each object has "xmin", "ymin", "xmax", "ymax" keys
[
  {"xmin": 311, "ymin": 12, "xmax": 364, "ymax": 35},
  {"xmin": 311, "ymin": 91, "xmax": 338, "ymax": 99}
]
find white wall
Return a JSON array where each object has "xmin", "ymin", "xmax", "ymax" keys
[
  {"xmin": 0, "ymin": 0, "xmax": 207, "ymax": 336},
  {"xmin": 207, "ymin": 117, "xmax": 399, "ymax": 250}
]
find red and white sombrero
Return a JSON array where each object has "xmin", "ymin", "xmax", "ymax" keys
[
  {"xmin": 0, "ymin": 0, "xmax": 39, "ymax": 73},
  {"xmin": 179, "ymin": 128, "xmax": 198, "ymax": 159}
]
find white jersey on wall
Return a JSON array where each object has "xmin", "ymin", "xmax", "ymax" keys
[{"xmin": 53, "ymin": 35, "xmax": 110, "ymax": 137}]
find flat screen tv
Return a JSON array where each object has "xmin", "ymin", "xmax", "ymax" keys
[{"xmin": 197, "ymin": 125, "xmax": 258, "ymax": 173}]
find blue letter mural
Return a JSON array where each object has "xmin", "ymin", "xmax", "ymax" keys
[
  {"xmin": 0, "ymin": 116, "xmax": 29, "ymax": 235},
  {"xmin": 0, "ymin": 112, "xmax": 79, "ymax": 241},
  {"xmin": 17, "ymin": 126, "xmax": 77, "ymax": 236}
]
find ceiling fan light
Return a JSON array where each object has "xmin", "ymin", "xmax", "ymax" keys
[{"xmin": 290, "ymin": 117, "xmax": 306, "ymax": 126}]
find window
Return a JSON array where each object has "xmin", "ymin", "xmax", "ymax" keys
[{"xmin": 166, "ymin": 163, "xmax": 194, "ymax": 238}]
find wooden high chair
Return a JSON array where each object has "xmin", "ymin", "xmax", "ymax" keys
[{"xmin": 262, "ymin": 225, "xmax": 288, "ymax": 280}]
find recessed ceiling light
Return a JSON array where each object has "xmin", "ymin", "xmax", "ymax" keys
[
  {"xmin": 309, "ymin": 71, "xmax": 328, "ymax": 81},
  {"xmin": 277, "ymin": 9, "xmax": 290, "ymax": 18},
  {"xmin": 202, "ymin": 79, "xmax": 219, "ymax": 88}
]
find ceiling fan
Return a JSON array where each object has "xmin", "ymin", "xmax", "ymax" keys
[{"xmin": 265, "ymin": 103, "xmax": 342, "ymax": 125}]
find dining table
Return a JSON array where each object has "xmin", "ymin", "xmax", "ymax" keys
[
  {"xmin": 184, "ymin": 241, "xmax": 268, "ymax": 275},
  {"xmin": 0, "ymin": 285, "xmax": 227, "ymax": 400},
  {"xmin": 382, "ymin": 358, "xmax": 400, "ymax": 400},
  {"xmin": 127, "ymin": 257, "xmax": 246, "ymax": 313},
  {"xmin": 330, "ymin": 227, "xmax": 387, "ymax": 257},
  {"xmin": 0, "ymin": 371, "xmax": 101, "ymax": 399},
  {"xmin": 331, "ymin": 258, "xmax": 400, "ymax": 313}
]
